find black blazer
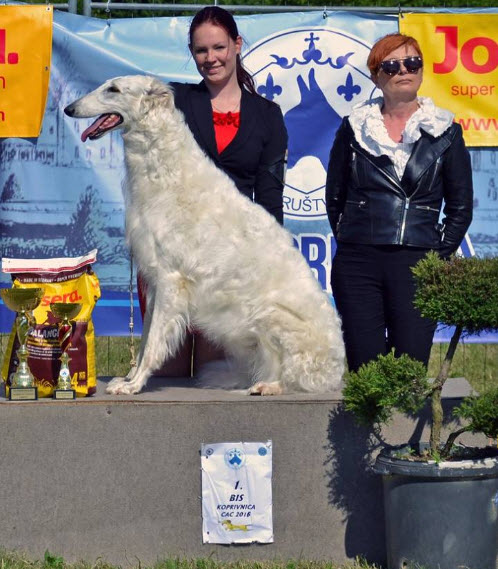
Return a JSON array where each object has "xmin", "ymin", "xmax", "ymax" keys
[{"xmin": 171, "ymin": 81, "xmax": 288, "ymax": 224}]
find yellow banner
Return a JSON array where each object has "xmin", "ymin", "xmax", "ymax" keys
[
  {"xmin": 400, "ymin": 14, "xmax": 498, "ymax": 146},
  {"xmin": 0, "ymin": 5, "xmax": 52, "ymax": 138}
]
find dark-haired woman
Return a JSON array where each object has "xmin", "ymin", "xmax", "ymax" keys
[
  {"xmin": 326, "ymin": 33, "xmax": 473, "ymax": 373},
  {"xmin": 138, "ymin": 6, "xmax": 288, "ymax": 376}
]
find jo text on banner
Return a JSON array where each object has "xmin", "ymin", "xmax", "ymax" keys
[
  {"xmin": 0, "ymin": 5, "xmax": 52, "ymax": 138},
  {"xmin": 400, "ymin": 13, "xmax": 498, "ymax": 146}
]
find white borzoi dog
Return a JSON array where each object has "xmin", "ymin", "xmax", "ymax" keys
[{"xmin": 65, "ymin": 75, "xmax": 345, "ymax": 395}]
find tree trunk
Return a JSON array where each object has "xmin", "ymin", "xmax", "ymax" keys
[
  {"xmin": 442, "ymin": 425, "xmax": 472, "ymax": 458},
  {"xmin": 430, "ymin": 324, "xmax": 463, "ymax": 454},
  {"xmin": 430, "ymin": 386, "xmax": 443, "ymax": 453}
]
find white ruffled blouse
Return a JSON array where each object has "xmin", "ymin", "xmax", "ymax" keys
[{"xmin": 348, "ymin": 97, "xmax": 454, "ymax": 178}]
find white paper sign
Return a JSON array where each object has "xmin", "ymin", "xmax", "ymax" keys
[{"xmin": 201, "ymin": 441, "xmax": 273, "ymax": 544}]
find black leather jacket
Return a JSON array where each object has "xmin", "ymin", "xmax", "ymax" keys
[{"xmin": 326, "ymin": 117, "xmax": 473, "ymax": 257}]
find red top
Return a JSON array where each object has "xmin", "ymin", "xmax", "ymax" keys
[{"xmin": 213, "ymin": 111, "xmax": 240, "ymax": 154}]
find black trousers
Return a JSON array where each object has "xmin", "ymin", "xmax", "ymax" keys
[{"xmin": 331, "ymin": 243, "xmax": 437, "ymax": 373}]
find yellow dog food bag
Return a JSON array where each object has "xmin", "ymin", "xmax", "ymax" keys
[{"xmin": 1, "ymin": 250, "xmax": 101, "ymax": 397}]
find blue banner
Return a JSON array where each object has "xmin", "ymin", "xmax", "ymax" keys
[{"xmin": 0, "ymin": 9, "xmax": 496, "ymax": 342}]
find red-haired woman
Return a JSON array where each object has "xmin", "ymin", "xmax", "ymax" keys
[
  {"xmin": 138, "ymin": 6, "xmax": 288, "ymax": 377},
  {"xmin": 326, "ymin": 33, "xmax": 473, "ymax": 372}
]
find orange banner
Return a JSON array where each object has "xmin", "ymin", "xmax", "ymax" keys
[
  {"xmin": 400, "ymin": 13, "xmax": 498, "ymax": 146},
  {"xmin": 0, "ymin": 5, "xmax": 52, "ymax": 138}
]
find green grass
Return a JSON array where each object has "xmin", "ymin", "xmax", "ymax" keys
[
  {"xmin": 0, "ymin": 334, "xmax": 497, "ymax": 394},
  {"xmin": 0, "ymin": 551, "xmax": 388, "ymax": 569},
  {"xmin": 98, "ymin": 337, "xmax": 497, "ymax": 394},
  {"xmin": 426, "ymin": 342, "xmax": 497, "ymax": 394}
]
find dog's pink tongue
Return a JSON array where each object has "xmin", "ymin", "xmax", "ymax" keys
[{"xmin": 81, "ymin": 115, "xmax": 109, "ymax": 142}]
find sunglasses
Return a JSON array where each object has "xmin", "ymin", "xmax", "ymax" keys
[{"xmin": 378, "ymin": 56, "xmax": 423, "ymax": 76}]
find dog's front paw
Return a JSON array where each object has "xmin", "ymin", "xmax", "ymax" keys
[
  {"xmin": 106, "ymin": 376, "xmax": 142, "ymax": 395},
  {"xmin": 249, "ymin": 381, "xmax": 284, "ymax": 396}
]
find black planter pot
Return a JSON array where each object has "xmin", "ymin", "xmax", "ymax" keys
[{"xmin": 373, "ymin": 445, "xmax": 498, "ymax": 569}]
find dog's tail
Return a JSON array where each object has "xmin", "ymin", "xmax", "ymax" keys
[{"xmin": 264, "ymin": 297, "xmax": 345, "ymax": 394}]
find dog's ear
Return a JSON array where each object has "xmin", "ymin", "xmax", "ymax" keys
[{"xmin": 140, "ymin": 80, "xmax": 174, "ymax": 115}]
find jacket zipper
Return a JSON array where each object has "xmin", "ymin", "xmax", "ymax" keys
[
  {"xmin": 424, "ymin": 157, "xmax": 441, "ymax": 194},
  {"xmin": 399, "ymin": 198, "xmax": 410, "ymax": 244},
  {"xmin": 346, "ymin": 200, "xmax": 366, "ymax": 206},
  {"xmin": 351, "ymin": 151, "xmax": 359, "ymax": 187},
  {"xmin": 415, "ymin": 205, "xmax": 440, "ymax": 213}
]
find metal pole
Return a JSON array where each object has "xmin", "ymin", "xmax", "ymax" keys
[
  {"xmin": 82, "ymin": 3, "xmax": 435, "ymax": 14},
  {"xmin": 83, "ymin": 0, "xmax": 92, "ymax": 17}
]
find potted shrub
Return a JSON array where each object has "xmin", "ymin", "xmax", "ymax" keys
[{"xmin": 343, "ymin": 251, "xmax": 498, "ymax": 569}]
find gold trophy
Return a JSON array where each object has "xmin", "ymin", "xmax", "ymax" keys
[
  {"xmin": 50, "ymin": 302, "xmax": 81, "ymax": 400},
  {"xmin": 1, "ymin": 287, "xmax": 43, "ymax": 400}
]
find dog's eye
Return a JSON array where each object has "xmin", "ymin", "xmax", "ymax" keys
[{"xmin": 107, "ymin": 85, "xmax": 121, "ymax": 93}]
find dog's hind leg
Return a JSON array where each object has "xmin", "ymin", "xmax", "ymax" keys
[
  {"xmin": 106, "ymin": 272, "xmax": 191, "ymax": 394},
  {"xmin": 245, "ymin": 333, "xmax": 285, "ymax": 396}
]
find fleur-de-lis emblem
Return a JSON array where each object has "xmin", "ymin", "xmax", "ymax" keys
[
  {"xmin": 257, "ymin": 73, "xmax": 282, "ymax": 101},
  {"xmin": 337, "ymin": 72, "xmax": 361, "ymax": 102}
]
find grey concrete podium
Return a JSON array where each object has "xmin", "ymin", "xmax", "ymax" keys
[{"xmin": 0, "ymin": 377, "xmax": 486, "ymax": 567}]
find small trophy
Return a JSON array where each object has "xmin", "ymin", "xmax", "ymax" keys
[
  {"xmin": 1, "ymin": 287, "xmax": 43, "ymax": 401},
  {"xmin": 50, "ymin": 302, "xmax": 81, "ymax": 400}
]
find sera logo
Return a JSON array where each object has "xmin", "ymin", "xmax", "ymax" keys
[
  {"xmin": 243, "ymin": 28, "xmax": 378, "ymax": 220},
  {"xmin": 41, "ymin": 290, "xmax": 83, "ymax": 306}
]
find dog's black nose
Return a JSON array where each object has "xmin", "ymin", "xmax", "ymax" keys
[{"xmin": 64, "ymin": 104, "xmax": 75, "ymax": 117}]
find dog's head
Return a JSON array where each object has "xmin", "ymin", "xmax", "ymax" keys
[{"xmin": 64, "ymin": 75, "xmax": 174, "ymax": 142}]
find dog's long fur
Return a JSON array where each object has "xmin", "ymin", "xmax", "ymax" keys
[{"xmin": 65, "ymin": 75, "xmax": 345, "ymax": 395}]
